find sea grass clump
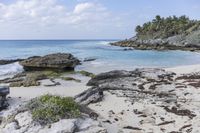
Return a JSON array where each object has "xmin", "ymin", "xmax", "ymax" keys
[
  {"xmin": 77, "ymin": 70, "xmax": 96, "ymax": 78},
  {"xmin": 61, "ymin": 77, "xmax": 81, "ymax": 82},
  {"xmin": 26, "ymin": 94, "xmax": 81, "ymax": 125}
]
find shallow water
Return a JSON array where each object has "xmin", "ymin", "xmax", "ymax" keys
[{"xmin": 0, "ymin": 40, "xmax": 200, "ymax": 77}]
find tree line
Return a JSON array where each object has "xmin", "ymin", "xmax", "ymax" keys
[{"xmin": 135, "ymin": 15, "xmax": 200, "ymax": 39}]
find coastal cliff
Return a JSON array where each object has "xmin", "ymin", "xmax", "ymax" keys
[{"xmin": 111, "ymin": 15, "xmax": 200, "ymax": 51}]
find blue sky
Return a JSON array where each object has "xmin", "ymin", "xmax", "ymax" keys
[{"xmin": 0, "ymin": 0, "xmax": 200, "ymax": 39}]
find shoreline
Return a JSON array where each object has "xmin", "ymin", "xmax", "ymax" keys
[
  {"xmin": 165, "ymin": 64, "xmax": 200, "ymax": 74},
  {"xmin": 111, "ymin": 39, "xmax": 200, "ymax": 52},
  {"xmin": 1, "ymin": 53, "xmax": 200, "ymax": 132},
  {"xmin": 1, "ymin": 62, "xmax": 200, "ymax": 100}
]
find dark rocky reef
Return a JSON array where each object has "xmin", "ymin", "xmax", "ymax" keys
[
  {"xmin": 20, "ymin": 53, "xmax": 80, "ymax": 71},
  {"xmin": 0, "ymin": 59, "xmax": 24, "ymax": 65},
  {"xmin": 0, "ymin": 86, "xmax": 9, "ymax": 110},
  {"xmin": 0, "ymin": 53, "xmax": 82, "ymax": 87}
]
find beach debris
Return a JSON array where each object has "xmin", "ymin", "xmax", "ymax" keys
[
  {"xmin": 163, "ymin": 106, "xmax": 196, "ymax": 119},
  {"xmin": 179, "ymin": 124, "xmax": 192, "ymax": 132},
  {"xmin": 123, "ymin": 126, "xmax": 142, "ymax": 130},
  {"xmin": 157, "ymin": 120, "xmax": 175, "ymax": 126}
]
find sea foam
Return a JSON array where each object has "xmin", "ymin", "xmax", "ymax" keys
[{"xmin": 0, "ymin": 62, "xmax": 24, "ymax": 80}]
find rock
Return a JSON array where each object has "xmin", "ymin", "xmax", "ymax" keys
[
  {"xmin": 9, "ymin": 72, "xmax": 47, "ymax": 87},
  {"xmin": 75, "ymin": 68, "xmax": 176, "ymax": 105},
  {"xmin": 75, "ymin": 87, "xmax": 104, "ymax": 105},
  {"xmin": 2, "ymin": 122, "xmax": 20, "ymax": 132},
  {"xmin": 0, "ymin": 86, "xmax": 9, "ymax": 110},
  {"xmin": 20, "ymin": 53, "xmax": 80, "ymax": 71},
  {"xmin": 76, "ymin": 118, "xmax": 107, "ymax": 133},
  {"xmin": 83, "ymin": 57, "xmax": 96, "ymax": 62},
  {"xmin": 15, "ymin": 111, "xmax": 33, "ymax": 127},
  {"xmin": 49, "ymin": 119, "xmax": 76, "ymax": 133},
  {"xmin": 111, "ymin": 33, "xmax": 200, "ymax": 51},
  {"xmin": 87, "ymin": 70, "xmax": 136, "ymax": 86},
  {"xmin": 77, "ymin": 126, "xmax": 107, "ymax": 133},
  {"xmin": 0, "ymin": 100, "xmax": 106, "ymax": 133},
  {"xmin": 0, "ymin": 59, "xmax": 24, "ymax": 65}
]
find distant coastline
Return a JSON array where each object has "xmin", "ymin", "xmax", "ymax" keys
[{"xmin": 111, "ymin": 15, "xmax": 200, "ymax": 51}]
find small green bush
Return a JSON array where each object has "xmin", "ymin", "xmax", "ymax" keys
[{"xmin": 26, "ymin": 94, "xmax": 81, "ymax": 125}]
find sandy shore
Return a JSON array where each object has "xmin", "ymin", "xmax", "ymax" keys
[
  {"xmin": 7, "ymin": 64, "xmax": 200, "ymax": 100},
  {"xmin": 7, "ymin": 73, "xmax": 90, "ymax": 100},
  {"xmin": 166, "ymin": 64, "xmax": 200, "ymax": 75},
  {"xmin": 1, "ymin": 64, "xmax": 200, "ymax": 133}
]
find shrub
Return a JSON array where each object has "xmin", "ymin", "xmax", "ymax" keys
[{"xmin": 26, "ymin": 94, "xmax": 81, "ymax": 125}]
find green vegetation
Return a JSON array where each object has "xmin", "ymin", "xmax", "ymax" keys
[
  {"xmin": 9, "ymin": 70, "xmax": 95, "ymax": 87},
  {"xmin": 43, "ymin": 71, "xmax": 62, "ymax": 78},
  {"xmin": 26, "ymin": 94, "xmax": 81, "ymax": 125},
  {"xmin": 61, "ymin": 77, "xmax": 81, "ymax": 82},
  {"xmin": 77, "ymin": 70, "xmax": 95, "ymax": 78},
  {"xmin": 135, "ymin": 15, "xmax": 200, "ymax": 39}
]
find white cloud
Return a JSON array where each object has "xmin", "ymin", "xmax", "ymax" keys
[
  {"xmin": 0, "ymin": 0, "xmax": 125, "ymax": 39},
  {"xmin": 74, "ymin": 2, "xmax": 94, "ymax": 14}
]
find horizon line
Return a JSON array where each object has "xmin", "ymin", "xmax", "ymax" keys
[{"xmin": 0, "ymin": 39, "xmax": 120, "ymax": 41}]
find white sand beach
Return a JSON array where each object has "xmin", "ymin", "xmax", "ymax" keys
[
  {"xmin": 8, "ymin": 74, "xmax": 90, "ymax": 100},
  {"xmin": 1, "ymin": 64, "xmax": 200, "ymax": 133},
  {"xmin": 166, "ymin": 64, "xmax": 200, "ymax": 75}
]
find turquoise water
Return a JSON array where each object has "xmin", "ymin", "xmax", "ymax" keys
[{"xmin": 0, "ymin": 40, "xmax": 200, "ymax": 77}]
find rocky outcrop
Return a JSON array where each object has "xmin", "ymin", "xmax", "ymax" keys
[
  {"xmin": 0, "ymin": 86, "xmax": 9, "ymax": 110},
  {"xmin": 1, "ymin": 111, "xmax": 107, "ymax": 133},
  {"xmin": 20, "ymin": 53, "xmax": 80, "ymax": 71},
  {"xmin": 0, "ymin": 59, "xmax": 24, "ymax": 65},
  {"xmin": 0, "ymin": 95, "xmax": 107, "ymax": 133},
  {"xmin": 75, "ymin": 68, "xmax": 176, "ymax": 105},
  {"xmin": 75, "ymin": 68, "xmax": 200, "ymax": 132},
  {"xmin": 111, "ymin": 32, "xmax": 200, "ymax": 51}
]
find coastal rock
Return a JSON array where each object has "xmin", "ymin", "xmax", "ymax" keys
[
  {"xmin": 0, "ymin": 100, "xmax": 107, "ymax": 133},
  {"xmin": 75, "ymin": 68, "xmax": 176, "ymax": 105},
  {"xmin": 2, "ymin": 122, "xmax": 20, "ymax": 131},
  {"xmin": 15, "ymin": 111, "xmax": 33, "ymax": 127},
  {"xmin": 111, "ymin": 33, "xmax": 200, "ymax": 51},
  {"xmin": 75, "ymin": 87, "xmax": 104, "ymax": 105},
  {"xmin": 83, "ymin": 57, "xmax": 97, "ymax": 62},
  {"xmin": 48, "ymin": 119, "xmax": 76, "ymax": 133},
  {"xmin": 20, "ymin": 53, "xmax": 80, "ymax": 71},
  {"xmin": 0, "ymin": 59, "xmax": 24, "ymax": 65},
  {"xmin": 75, "ymin": 68, "xmax": 200, "ymax": 132},
  {"xmin": 0, "ymin": 86, "xmax": 9, "ymax": 110}
]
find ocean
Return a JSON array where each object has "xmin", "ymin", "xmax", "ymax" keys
[{"xmin": 1, "ymin": 40, "xmax": 200, "ymax": 79}]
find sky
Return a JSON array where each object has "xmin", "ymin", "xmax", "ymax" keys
[{"xmin": 0, "ymin": 0, "xmax": 200, "ymax": 40}]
